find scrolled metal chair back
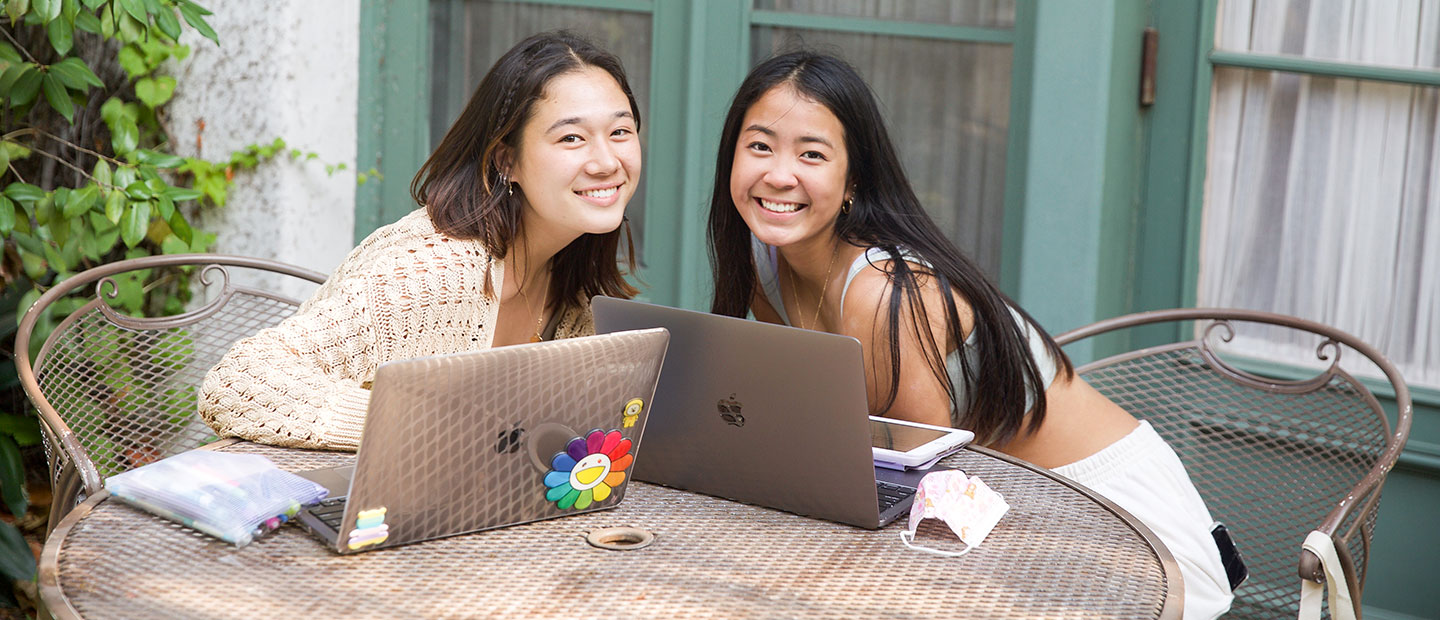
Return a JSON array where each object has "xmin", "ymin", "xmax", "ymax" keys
[
  {"xmin": 15, "ymin": 254, "xmax": 326, "ymax": 532},
  {"xmin": 1055, "ymin": 309, "xmax": 1411, "ymax": 619}
]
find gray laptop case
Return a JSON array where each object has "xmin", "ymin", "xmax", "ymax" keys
[
  {"xmin": 592, "ymin": 297, "xmax": 918, "ymax": 529},
  {"xmin": 297, "ymin": 328, "xmax": 669, "ymax": 553}
]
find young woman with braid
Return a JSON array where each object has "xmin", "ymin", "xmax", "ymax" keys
[
  {"xmin": 708, "ymin": 51, "xmax": 1234, "ymax": 618},
  {"xmin": 200, "ymin": 31, "xmax": 643, "ymax": 451}
]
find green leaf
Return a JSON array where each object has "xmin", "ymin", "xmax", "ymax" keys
[
  {"xmin": 95, "ymin": 225, "xmax": 118, "ymax": 251},
  {"xmin": 19, "ymin": 253, "xmax": 42, "ymax": 283},
  {"xmin": 103, "ymin": 189, "xmax": 124, "ymax": 223},
  {"xmin": 177, "ymin": 0, "xmax": 216, "ymax": 45},
  {"xmin": 0, "ymin": 523, "xmax": 30, "ymax": 582},
  {"xmin": 111, "ymin": 117, "xmax": 138, "ymax": 154},
  {"xmin": 0, "ymin": 64, "xmax": 26, "ymax": 95},
  {"xmin": 46, "ymin": 14, "xmax": 74, "ymax": 55},
  {"xmin": 116, "ymin": 44, "xmax": 145, "ymax": 78},
  {"xmin": 155, "ymin": 193, "xmax": 172, "ymax": 220},
  {"xmin": 154, "ymin": 6, "xmax": 179, "ymax": 40},
  {"xmin": 74, "ymin": 8, "xmax": 99, "ymax": 32},
  {"xmin": 117, "ymin": 10, "xmax": 142, "ymax": 43},
  {"xmin": 112, "ymin": 164, "xmax": 137, "ymax": 188},
  {"xmin": 0, "ymin": 433, "xmax": 27, "ymax": 520},
  {"xmin": 0, "ymin": 42, "xmax": 18, "ymax": 63},
  {"xmin": 0, "ymin": 196, "xmax": 14, "ymax": 235},
  {"xmin": 178, "ymin": 0, "xmax": 209, "ymax": 15},
  {"xmin": 160, "ymin": 232, "xmax": 187, "ymax": 254},
  {"xmin": 10, "ymin": 230, "xmax": 40, "ymax": 255},
  {"xmin": 3, "ymin": 183, "xmax": 43, "ymax": 204},
  {"xmin": 41, "ymin": 72, "xmax": 73, "ymax": 122},
  {"xmin": 9, "ymin": 66, "xmax": 42, "ymax": 107},
  {"xmin": 78, "ymin": 223, "xmax": 99, "ymax": 260},
  {"xmin": 61, "ymin": 0, "xmax": 77, "ymax": 21},
  {"xmin": 124, "ymin": 180, "xmax": 154, "ymax": 200},
  {"xmin": 99, "ymin": 3, "xmax": 113, "ymax": 38},
  {"xmin": 99, "ymin": 96, "xmax": 123, "ymax": 124},
  {"xmin": 120, "ymin": 200, "xmax": 148, "ymax": 247},
  {"xmin": 161, "ymin": 186, "xmax": 202, "ymax": 202},
  {"xmin": 82, "ymin": 0, "xmax": 101, "ymax": 9},
  {"xmin": 135, "ymin": 148, "xmax": 182, "ymax": 168},
  {"xmin": 117, "ymin": 0, "xmax": 143, "ymax": 22},
  {"xmin": 4, "ymin": 0, "xmax": 29, "ymax": 26},
  {"xmin": 43, "ymin": 240, "xmax": 66, "ymax": 272},
  {"xmin": 34, "ymin": 194, "xmax": 53, "ymax": 226},
  {"xmin": 93, "ymin": 159, "xmax": 112, "ymax": 187},
  {"xmin": 167, "ymin": 208, "xmax": 192, "ymax": 244},
  {"xmin": 133, "ymin": 75, "xmax": 174, "ymax": 108},
  {"xmin": 0, "ymin": 413, "xmax": 41, "ymax": 447},
  {"xmin": 63, "ymin": 184, "xmax": 98, "ymax": 218},
  {"xmin": 32, "ymin": 0, "xmax": 58, "ymax": 23},
  {"xmin": 0, "ymin": 526, "xmax": 33, "ymax": 585},
  {"xmin": 88, "ymin": 209, "xmax": 112, "ymax": 231},
  {"xmin": 49, "ymin": 57, "xmax": 102, "ymax": 89}
]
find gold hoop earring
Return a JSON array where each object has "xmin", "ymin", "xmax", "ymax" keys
[{"xmin": 841, "ymin": 197, "xmax": 852, "ymax": 215}]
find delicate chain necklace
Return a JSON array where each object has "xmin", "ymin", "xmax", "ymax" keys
[
  {"xmin": 517, "ymin": 283, "xmax": 547, "ymax": 343},
  {"xmin": 785, "ymin": 243, "xmax": 841, "ymax": 330}
]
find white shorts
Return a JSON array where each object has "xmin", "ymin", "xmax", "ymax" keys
[{"xmin": 1053, "ymin": 421, "xmax": 1234, "ymax": 619}]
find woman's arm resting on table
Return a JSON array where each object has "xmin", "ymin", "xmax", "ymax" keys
[{"xmin": 199, "ymin": 270, "xmax": 377, "ymax": 451}]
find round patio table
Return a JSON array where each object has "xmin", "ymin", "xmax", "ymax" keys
[{"xmin": 39, "ymin": 440, "xmax": 1182, "ymax": 619}]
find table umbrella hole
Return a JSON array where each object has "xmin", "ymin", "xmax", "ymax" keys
[{"xmin": 585, "ymin": 527, "xmax": 654, "ymax": 550}]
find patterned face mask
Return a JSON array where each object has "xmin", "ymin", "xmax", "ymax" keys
[{"xmin": 900, "ymin": 470, "xmax": 1009, "ymax": 557}]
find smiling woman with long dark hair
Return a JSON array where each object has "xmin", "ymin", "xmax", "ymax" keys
[
  {"xmin": 200, "ymin": 31, "xmax": 642, "ymax": 451},
  {"xmin": 708, "ymin": 51, "xmax": 1234, "ymax": 619}
]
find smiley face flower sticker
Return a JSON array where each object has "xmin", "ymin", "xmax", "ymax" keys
[{"xmin": 543, "ymin": 429, "xmax": 633, "ymax": 510}]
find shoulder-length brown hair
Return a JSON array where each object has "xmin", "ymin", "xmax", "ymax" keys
[{"xmin": 411, "ymin": 30, "xmax": 640, "ymax": 306}]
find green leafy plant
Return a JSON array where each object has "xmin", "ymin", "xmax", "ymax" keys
[{"xmin": 0, "ymin": 1, "xmax": 378, "ymax": 614}]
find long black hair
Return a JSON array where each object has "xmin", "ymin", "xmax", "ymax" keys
[
  {"xmin": 707, "ymin": 51, "xmax": 1072, "ymax": 446},
  {"xmin": 411, "ymin": 30, "xmax": 639, "ymax": 306}
]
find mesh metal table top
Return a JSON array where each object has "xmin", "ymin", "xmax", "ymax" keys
[{"xmin": 41, "ymin": 442, "xmax": 1180, "ymax": 619}]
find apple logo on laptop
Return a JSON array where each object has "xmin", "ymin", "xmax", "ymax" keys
[
  {"xmin": 495, "ymin": 421, "xmax": 525, "ymax": 454},
  {"xmin": 718, "ymin": 393, "xmax": 745, "ymax": 427}
]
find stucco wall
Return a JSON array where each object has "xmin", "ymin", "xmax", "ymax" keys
[{"xmin": 167, "ymin": 0, "xmax": 359, "ymax": 293}]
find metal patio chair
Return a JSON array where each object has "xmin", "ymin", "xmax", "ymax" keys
[
  {"xmin": 15, "ymin": 254, "xmax": 327, "ymax": 532},
  {"xmin": 1054, "ymin": 309, "xmax": 1411, "ymax": 619}
]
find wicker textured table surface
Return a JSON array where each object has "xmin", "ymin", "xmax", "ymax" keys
[{"xmin": 41, "ymin": 441, "xmax": 1180, "ymax": 619}]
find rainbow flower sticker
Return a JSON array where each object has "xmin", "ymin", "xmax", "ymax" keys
[{"xmin": 543, "ymin": 429, "xmax": 633, "ymax": 510}]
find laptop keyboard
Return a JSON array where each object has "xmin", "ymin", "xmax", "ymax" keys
[
  {"xmin": 877, "ymin": 481, "xmax": 915, "ymax": 513},
  {"xmin": 307, "ymin": 497, "xmax": 348, "ymax": 530}
]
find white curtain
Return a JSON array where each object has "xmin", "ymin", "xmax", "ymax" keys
[{"xmin": 1202, "ymin": 0, "xmax": 1440, "ymax": 387}]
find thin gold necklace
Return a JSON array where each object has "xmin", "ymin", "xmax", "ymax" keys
[
  {"xmin": 517, "ymin": 283, "xmax": 547, "ymax": 343},
  {"xmin": 785, "ymin": 243, "xmax": 841, "ymax": 330}
]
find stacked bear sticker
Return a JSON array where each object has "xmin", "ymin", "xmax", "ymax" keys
[{"xmin": 347, "ymin": 507, "xmax": 388, "ymax": 550}]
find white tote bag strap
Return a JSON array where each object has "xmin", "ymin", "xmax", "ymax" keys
[{"xmin": 1298, "ymin": 530, "xmax": 1358, "ymax": 620}]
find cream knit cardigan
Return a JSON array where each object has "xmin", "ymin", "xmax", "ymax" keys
[{"xmin": 198, "ymin": 209, "xmax": 593, "ymax": 451}]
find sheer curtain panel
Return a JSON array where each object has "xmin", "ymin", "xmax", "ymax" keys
[{"xmin": 1201, "ymin": 0, "xmax": 1440, "ymax": 387}]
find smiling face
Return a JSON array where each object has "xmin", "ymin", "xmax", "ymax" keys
[
  {"xmin": 508, "ymin": 65, "xmax": 642, "ymax": 249},
  {"xmin": 729, "ymin": 84, "xmax": 850, "ymax": 253}
]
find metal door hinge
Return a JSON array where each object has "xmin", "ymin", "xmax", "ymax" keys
[{"xmin": 1140, "ymin": 27, "xmax": 1159, "ymax": 106}]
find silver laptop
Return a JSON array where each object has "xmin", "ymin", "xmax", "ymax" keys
[
  {"xmin": 592, "ymin": 297, "xmax": 928, "ymax": 529},
  {"xmin": 295, "ymin": 328, "xmax": 669, "ymax": 553}
]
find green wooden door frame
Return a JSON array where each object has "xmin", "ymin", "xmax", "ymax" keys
[
  {"xmin": 356, "ymin": 0, "xmax": 431, "ymax": 243},
  {"xmin": 1013, "ymin": 0, "xmax": 1150, "ymax": 361}
]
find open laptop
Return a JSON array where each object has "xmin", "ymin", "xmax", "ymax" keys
[
  {"xmin": 592, "ymin": 297, "xmax": 934, "ymax": 529},
  {"xmin": 295, "ymin": 328, "xmax": 669, "ymax": 553}
]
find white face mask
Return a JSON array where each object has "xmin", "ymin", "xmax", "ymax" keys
[{"xmin": 900, "ymin": 470, "xmax": 1009, "ymax": 557}]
